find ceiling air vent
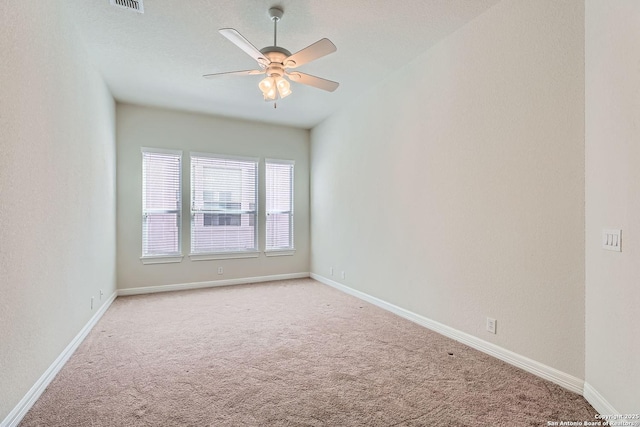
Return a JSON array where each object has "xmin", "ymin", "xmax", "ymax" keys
[{"xmin": 110, "ymin": 0, "xmax": 144, "ymax": 13}]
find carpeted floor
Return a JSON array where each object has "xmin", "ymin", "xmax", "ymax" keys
[{"xmin": 20, "ymin": 278, "xmax": 597, "ymax": 426}]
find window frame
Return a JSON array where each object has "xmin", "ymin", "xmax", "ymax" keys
[
  {"xmin": 264, "ymin": 158, "xmax": 295, "ymax": 256},
  {"xmin": 140, "ymin": 147, "xmax": 184, "ymax": 265},
  {"xmin": 189, "ymin": 152, "xmax": 259, "ymax": 261}
]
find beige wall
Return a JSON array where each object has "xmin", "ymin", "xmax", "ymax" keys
[
  {"xmin": 311, "ymin": 0, "xmax": 586, "ymax": 378},
  {"xmin": 116, "ymin": 104, "xmax": 310, "ymax": 290},
  {"xmin": 585, "ymin": 0, "xmax": 640, "ymax": 413},
  {"xmin": 0, "ymin": 1, "xmax": 116, "ymax": 422}
]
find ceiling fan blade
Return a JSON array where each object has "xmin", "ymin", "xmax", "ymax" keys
[
  {"xmin": 219, "ymin": 28, "xmax": 270, "ymax": 68},
  {"xmin": 284, "ymin": 38, "xmax": 337, "ymax": 68},
  {"xmin": 287, "ymin": 72, "xmax": 339, "ymax": 92},
  {"xmin": 203, "ymin": 69, "xmax": 265, "ymax": 79}
]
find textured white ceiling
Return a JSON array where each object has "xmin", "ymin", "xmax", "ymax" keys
[{"xmin": 61, "ymin": 0, "xmax": 501, "ymax": 129}]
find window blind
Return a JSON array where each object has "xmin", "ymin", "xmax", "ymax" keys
[
  {"xmin": 142, "ymin": 149, "xmax": 182, "ymax": 257},
  {"xmin": 191, "ymin": 154, "xmax": 257, "ymax": 254},
  {"xmin": 265, "ymin": 160, "xmax": 294, "ymax": 251}
]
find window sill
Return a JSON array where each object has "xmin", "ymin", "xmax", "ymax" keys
[
  {"xmin": 264, "ymin": 249, "xmax": 296, "ymax": 257},
  {"xmin": 189, "ymin": 251, "xmax": 260, "ymax": 261},
  {"xmin": 140, "ymin": 255, "xmax": 184, "ymax": 265}
]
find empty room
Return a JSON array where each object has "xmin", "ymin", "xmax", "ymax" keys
[{"xmin": 1, "ymin": 0, "xmax": 638, "ymax": 425}]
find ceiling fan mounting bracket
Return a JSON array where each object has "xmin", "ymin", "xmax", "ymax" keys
[{"xmin": 268, "ymin": 7, "xmax": 284, "ymax": 22}]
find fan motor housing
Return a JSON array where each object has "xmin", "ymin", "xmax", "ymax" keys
[
  {"xmin": 265, "ymin": 63, "xmax": 285, "ymax": 78},
  {"xmin": 260, "ymin": 47, "xmax": 293, "ymax": 74},
  {"xmin": 260, "ymin": 46, "xmax": 292, "ymax": 59}
]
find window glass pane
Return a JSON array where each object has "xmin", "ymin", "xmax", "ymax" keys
[
  {"xmin": 191, "ymin": 155, "xmax": 257, "ymax": 253},
  {"xmin": 266, "ymin": 213, "xmax": 292, "ymax": 249},
  {"xmin": 143, "ymin": 213, "xmax": 180, "ymax": 255},
  {"xmin": 142, "ymin": 150, "xmax": 181, "ymax": 256},
  {"xmin": 266, "ymin": 161, "xmax": 294, "ymax": 250}
]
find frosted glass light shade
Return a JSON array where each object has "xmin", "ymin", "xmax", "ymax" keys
[
  {"xmin": 276, "ymin": 77, "xmax": 291, "ymax": 98},
  {"xmin": 259, "ymin": 77, "xmax": 277, "ymax": 101},
  {"xmin": 259, "ymin": 76, "xmax": 291, "ymax": 101}
]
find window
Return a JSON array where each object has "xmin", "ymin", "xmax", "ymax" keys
[
  {"xmin": 191, "ymin": 153, "xmax": 258, "ymax": 257},
  {"xmin": 141, "ymin": 148, "xmax": 182, "ymax": 262},
  {"xmin": 265, "ymin": 159, "xmax": 294, "ymax": 253}
]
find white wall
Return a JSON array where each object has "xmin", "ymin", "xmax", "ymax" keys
[
  {"xmin": 585, "ymin": 0, "xmax": 640, "ymax": 413},
  {"xmin": 0, "ymin": 1, "xmax": 116, "ymax": 422},
  {"xmin": 311, "ymin": 0, "xmax": 586, "ymax": 379},
  {"xmin": 116, "ymin": 104, "xmax": 309, "ymax": 290}
]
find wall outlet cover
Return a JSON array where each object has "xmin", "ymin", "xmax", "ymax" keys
[
  {"xmin": 602, "ymin": 229, "xmax": 622, "ymax": 252},
  {"xmin": 486, "ymin": 317, "xmax": 497, "ymax": 334}
]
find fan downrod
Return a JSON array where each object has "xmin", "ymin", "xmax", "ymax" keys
[{"xmin": 268, "ymin": 7, "xmax": 283, "ymax": 46}]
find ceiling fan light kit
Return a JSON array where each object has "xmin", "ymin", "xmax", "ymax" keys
[
  {"xmin": 203, "ymin": 6, "xmax": 339, "ymax": 103},
  {"xmin": 259, "ymin": 75, "xmax": 291, "ymax": 101}
]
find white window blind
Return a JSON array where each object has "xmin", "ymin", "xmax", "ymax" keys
[
  {"xmin": 142, "ymin": 149, "xmax": 182, "ymax": 257},
  {"xmin": 265, "ymin": 160, "xmax": 294, "ymax": 251},
  {"xmin": 191, "ymin": 154, "xmax": 258, "ymax": 254}
]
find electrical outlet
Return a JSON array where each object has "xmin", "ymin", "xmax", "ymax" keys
[
  {"xmin": 341, "ymin": 271, "xmax": 346, "ymax": 280},
  {"xmin": 602, "ymin": 229, "xmax": 622, "ymax": 252},
  {"xmin": 217, "ymin": 267, "xmax": 223, "ymax": 275},
  {"xmin": 99, "ymin": 290, "xmax": 104, "ymax": 300},
  {"xmin": 330, "ymin": 267, "xmax": 334, "ymax": 276},
  {"xmin": 91, "ymin": 297, "xmax": 94, "ymax": 310},
  {"xmin": 486, "ymin": 317, "xmax": 496, "ymax": 334}
]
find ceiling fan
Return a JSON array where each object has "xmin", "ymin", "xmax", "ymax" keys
[{"xmin": 203, "ymin": 6, "xmax": 339, "ymax": 102}]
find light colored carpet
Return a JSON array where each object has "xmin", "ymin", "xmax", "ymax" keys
[{"xmin": 20, "ymin": 278, "xmax": 597, "ymax": 426}]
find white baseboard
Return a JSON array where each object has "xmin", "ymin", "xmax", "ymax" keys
[
  {"xmin": 583, "ymin": 382, "xmax": 619, "ymax": 416},
  {"xmin": 311, "ymin": 273, "xmax": 585, "ymax": 395},
  {"xmin": 118, "ymin": 272, "xmax": 310, "ymax": 296},
  {"xmin": 1, "ymin": 291, "xmax": 117, "ymax": 427}
]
